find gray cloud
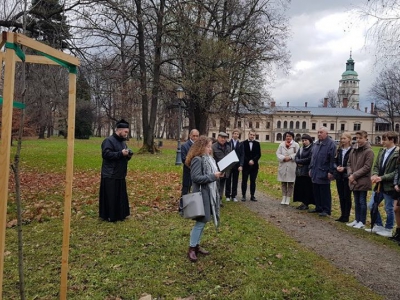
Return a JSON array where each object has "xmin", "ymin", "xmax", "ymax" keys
[{"xmin": 272, "ymin": 0, "xmax": 376, "ymax": 109}]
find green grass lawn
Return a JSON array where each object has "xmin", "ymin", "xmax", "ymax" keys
[{"xmin": 2, "ymin": 137, "xmax": 385, "ymax": 299}]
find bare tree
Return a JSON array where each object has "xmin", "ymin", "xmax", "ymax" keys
[
  {"xmin": 369, "ymin": 66, "xmax": 400, "ymax": 130},
  {"xmin": 319, "ymin": 89, "xmax": 339, "ymax": 107},
  {"xmin": 167, "ymin": 0, "xmax": 289, "ymax": 134},
  {"xmin": 359, "ymin": 0, "xmax": 400, "ymax": 65}
]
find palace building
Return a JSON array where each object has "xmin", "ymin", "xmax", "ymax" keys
[{"xmin": 207, "ymin": 54, "xmax": 394, "ymax": 144}]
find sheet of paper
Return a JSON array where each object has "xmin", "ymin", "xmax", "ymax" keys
[{"xmin": 217, "ymin": 150, "xmax": 239, "ymax": 172}]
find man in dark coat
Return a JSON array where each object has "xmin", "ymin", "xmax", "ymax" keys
[
  {"xmin": 181, "ymin": 129, "xmax": 200, "ymax": 195},
  {"xmin": 241, "ymin": 129, "xmax": 261, "ymax": 201},
  {"xmin": 99, "ymin": 119, "xmax": 133, "ymax": 222},
  {"xmin": 309, "ymin": 126, "xmax": 336, "ymax": 216},
  {"xmin": 225, "ymin": 128, "xmax": 243, "ymax": 202},
  {"xmin": 212, "ymin": 132, "xmax": 231, "ymax": 201}
]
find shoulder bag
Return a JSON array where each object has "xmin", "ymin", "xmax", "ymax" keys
[{"xmin": 182, "ymin": 191, "xmax": 205, "ymax": 219}]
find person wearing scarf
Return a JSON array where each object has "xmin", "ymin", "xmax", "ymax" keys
[
  {"xmin": 185, "ymin": 136, "xmax": 224, "ymax": 262},
  {"xmin": 276, "ymin": 131, "xmax": 300, "ymax": 205}
]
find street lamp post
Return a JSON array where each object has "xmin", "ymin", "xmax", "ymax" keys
[{"xmin": 175, "ymin": 86, "xmax": 185, "ymax": 165}]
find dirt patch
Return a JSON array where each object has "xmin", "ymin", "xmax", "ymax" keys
[{"xmin": 244, "ymin": 191, "xmax": 400, "ymax": 300}]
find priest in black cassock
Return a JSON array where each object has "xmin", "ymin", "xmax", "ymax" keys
[{"xmin": 99, "ymin": 119, "xmax": 133, "ymax": 222}]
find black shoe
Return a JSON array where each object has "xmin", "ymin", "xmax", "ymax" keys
[
  {"xmin": 297, "ymin": 204, "xmax": 309, "ymax": 210},
  {"xmin": 241, "ymin": 196, "xmax": 246, "ymax": 202},
  {"xmin": 250, "ymin": 197, "xmax": 257, "ymax": 202},
  {"xmin": 319, "ymin": 212, "xmax": 328, "ymax": 217}
]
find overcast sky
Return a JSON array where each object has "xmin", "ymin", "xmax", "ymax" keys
[{"xmin": 271, "ymin": 0, "xmax": 375, "ymax": 110}]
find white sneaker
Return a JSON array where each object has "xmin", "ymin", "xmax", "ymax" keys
[
  {"xmin": 364, "ymin": 225, "xmax": 384, "ymax": 233},
  {"xmin": 346, "ymin": 220, "xmax": 358, "ymax": 227},
  {"xmin": 353, "ymin": 222, "xmax": 365, "ymax": 229},
  {"xmin": 226, "ymin": 197, "xmax": 230, "ymax": 202},
  {"xmin": 233, "ymin": 197, "xmax": 238, "ymax": 202},
  {"xmin": 376, "ymin": 228, "xmax": 393, "ymax": 237}
]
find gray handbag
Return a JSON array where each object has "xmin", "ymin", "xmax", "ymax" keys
[{"xmin": 182, "ymin": 191, "xmax": 205, "ymax": 219}]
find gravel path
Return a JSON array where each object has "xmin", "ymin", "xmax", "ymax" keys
[{"xmin": 243, "ymin": 191, "xmax": 400, "ymax": 300}]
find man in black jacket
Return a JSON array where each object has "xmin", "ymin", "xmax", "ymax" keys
[
  {"xmin": 212, "ymin": 132, "xmax": 231, "ymax": 201},
  {"xmin": 225, "ymin": 128, "xmax": 243, "ymax": 202},
  {"xmin": 241, "ymin": 129, "xmax": 261, "ymax": 201},
  {"xmin": 181, "ymin": 129, "xmax": 200, "ymax": 195},
  {"xmin": 99, "ymin": 119, "xmax": 133, "ymax": 222}
]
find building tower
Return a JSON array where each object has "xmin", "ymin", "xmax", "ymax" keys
[{"xmin": 338, "ymin": 51, "xmax": 360, "ymax": 109}]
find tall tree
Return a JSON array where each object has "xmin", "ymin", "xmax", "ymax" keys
[
  {"xmin": 359, "ymin": 0, "xmax": 400, "ymax": 65},
  {"xmin": 369, "ymin": 66, "xmax": 400, "ymax": 130},
  {"xmin": 319, "ymin": 89, "xmax": 339, "ymax": 107},
  {"xmin": 170, "ymin": 0, "xmax": 290, "ymax": 134}
]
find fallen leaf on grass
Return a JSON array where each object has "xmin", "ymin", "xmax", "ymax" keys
[{"xmin": 6, "ymin": 219, "xmax": 18, "ymax": 228}]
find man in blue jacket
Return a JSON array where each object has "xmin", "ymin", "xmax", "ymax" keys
[{"xmin": 309, "ymin": 127, "xmax": 336, "ymax": 216}]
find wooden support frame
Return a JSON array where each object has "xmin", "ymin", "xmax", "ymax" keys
[{"xmin": 0, "ymin": 32, "xmax": 79, "ymax": 300}]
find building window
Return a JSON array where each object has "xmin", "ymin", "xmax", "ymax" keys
[
  {"xmin": 212, "ymin": 133, "xmax": 216, "ymax": 138},
  {"xmin": 341, "ymin": 124, "xmax": 345, "ymax": 131},
  {"xmin": 265, "ymin": 135, "xmax": 270, "ymax": 141},
  {"xmin": 330, "ymin": 123, "xmax": 334, "ymax": 131},
  {"xmin": 296, "ymin": 121, "xmax": 300, "ymax": 129},
  {"xmin": 396, "ymin": 124, "xmax": 400, "ymax": 132},
  {"xmin": 255, "ymin": 134, "xmax": 259, "ymax": 140},
  {"xmin": 283, "ymin": 121, "xmax": 288, "ymax": 128},
  {"xmin": 249, "ymin": 121, "xmax": 253, "ymax": 128},
  {"xmin": 323, "ymin": 123, "xmax": 327, "ymax": 127},
  {"xmin": 266, "ymin": 122, "xmax": 270, "ymax": 129},
  {"xmin": 277, "ymin": 121, "xmax": 281, "ymax": 129},
  {"xmin": 212, "ymin": 119, "xmax": 216, "ymax": 127},
  {"xmin": 312, "ymin": 123, "xmax": 316, "ymax": 130},
  {"xmin": 289, "ymin": 121, "xmax": 294, "ymax": 129},
  {"xmin": 302, "ymin": 121, "xmax": 306, "ymax": 129},
  {"xmin": 354, "ymin": 123, "xmax": 361, "ymax": 131},
  {"xmin": 256, "ymin": 122, "xmax": 260, "ymax": 129},
  {"xmin": 277, "ymin": 133, "xmax": 282, "ymax": 141},
  {"xmin": 238, "ymin": 121, "xmax": 242, "ymax": 128},
  {"xmin": 227, "ymin": 120, "xmax": 230, "ymax": 127}
]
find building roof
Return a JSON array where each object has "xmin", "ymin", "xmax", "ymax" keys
[
  {"xmin": 266, "ymin": 106, "xmax": 376, "ymax": 118},
  {"xmin": 342, "ymin": 70, "xmax": 359, "ymax": 77},
  {"xmin": 375, "ymin": 117, "xmax": 390, "ymax": 124},
  {"xmin": 257, "ymin": 106, "xmax": 376, "ymax": 118}
]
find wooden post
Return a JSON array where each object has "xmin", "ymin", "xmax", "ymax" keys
[
  {"xmin": 0, "ymin": 32, "xmax": 17, "ymax": 299},
  {"xmin": 60, "ymin": 73, "xmax": 76, "ymax": 300},
  {"xmin": 60, "ymin": 72, "xmax": 77, "ymax": 300}
]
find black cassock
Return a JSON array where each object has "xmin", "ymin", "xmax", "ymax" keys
[{"xmin": 99, "ymin": 133, "xmax": 131, "ymax": 222}]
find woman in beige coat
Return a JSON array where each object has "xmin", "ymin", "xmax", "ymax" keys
[{"xmin": 276, "ymin": 131, "xmax": 300, "ymax": 205}]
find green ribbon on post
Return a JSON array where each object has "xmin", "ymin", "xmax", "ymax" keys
[
  {"xmin": 37, "ymin": 51, "xmax": 77, "ymax": 74},
  {"xmin": 0, "ymin": 97, "xmax": 26, "ymax": 109},
  {"xmin": 5, "ymin": 42, "xmax": 26, "ymax": 62}
]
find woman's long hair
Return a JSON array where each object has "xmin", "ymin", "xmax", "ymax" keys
[
  {"xmin": 335, "ymin": 132, "xmax": 352, "ymax": 158},
  {"xmin": 185, "ymin": 136, "xmax": 212, "ymax": 167}
]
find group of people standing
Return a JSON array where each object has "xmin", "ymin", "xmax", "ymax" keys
[
  {"xmin": 97, "ymin": 120, "xmax": 400, "ymax": 264},
  {"xmin": 181, "ymin": 128, "xmax": 262, "ymax": 262},
  {"xmin": 276, "ymin": 127, "xmax": 400, "ymax": 245}
]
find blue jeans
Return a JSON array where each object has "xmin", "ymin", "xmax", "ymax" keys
[
  {"xmin": 353, "ymin": 191, "xmax": 367, "ymax": 224},
  {"xmin": 368, "ymin": 192, "xmax": 394, "ymax": 229},
  {"xmin": 190, "ymin": 221, "xmax": 206, "ymax": 247}
]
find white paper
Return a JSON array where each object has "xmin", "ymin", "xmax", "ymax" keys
[{"xmin": 217, "ymin": 150, "xmax": 239, "ymax": 172}]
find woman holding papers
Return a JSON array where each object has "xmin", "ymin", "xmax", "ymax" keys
[
  {"xmin": 276, "ymin": 131, "xmax": 300, "ymax": 205},
  {"xmin": 185, "ymin": 136, "xmax": 223, "ymax": 262}
]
